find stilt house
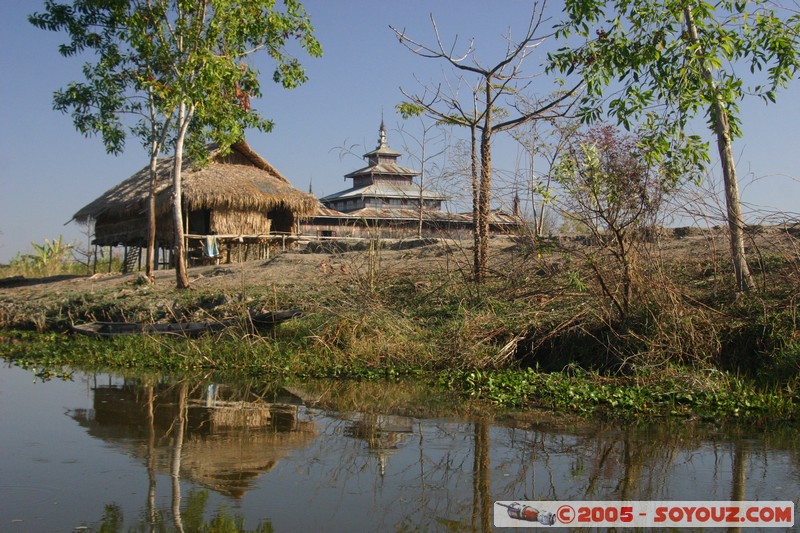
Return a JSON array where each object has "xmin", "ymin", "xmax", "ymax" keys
[{"xmin": 72, "ymin": 140, "xmax": 316, "ymax": 268}]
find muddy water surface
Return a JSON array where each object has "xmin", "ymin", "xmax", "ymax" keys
[{"xmin": 0, "ymin": 363, "xmax": 797, "ymax": 532}]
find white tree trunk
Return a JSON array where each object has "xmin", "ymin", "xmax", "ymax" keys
[
  {"xmin": 172, "ymin": 101, "xmax": 192, "ymax": 289},
  {"xmin": 684, "ymin": 6, "xmax": 754, "ymax": 292}
]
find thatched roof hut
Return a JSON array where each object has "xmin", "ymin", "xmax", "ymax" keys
[{"xmin": 73, "ymin": 141, "xmax": 317, "ymax": 247}]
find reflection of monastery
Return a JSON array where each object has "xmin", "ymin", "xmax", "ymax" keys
[
  {"xmin": 302, "ymin": 122, "xmax": 520, "ymax": 238},
  {"xmin": 70, "ymin": 379, "xmax": 315, "ymax": 498},
  {"xmin": 343, "ymin": 413, "xmax": 415, "ymax": 476}
]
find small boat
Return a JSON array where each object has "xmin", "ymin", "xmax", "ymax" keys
[
  {"xmin": 70, "ymin": 308, "xmax": 302, "ymax": 338},
  {"xmin": 248, "ymin": 308, "xmax": 303, "ymax": 328},
  {"xmin": 71, "ymin": 320, "xmax": 217, "ymax": 338}
]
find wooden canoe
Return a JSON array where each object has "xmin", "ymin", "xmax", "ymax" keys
[
  {"xmin": 71, "ymin": 308, "xmax": 302, "ymax": 338},
  {"xmin": 248, "ymin": 308, "xmax": 303, "ymax": 328}
]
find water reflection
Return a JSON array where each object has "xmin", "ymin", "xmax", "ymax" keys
[
  {"xmin": 70, "ymin": 377, "xmax": 315, "ymax": 499},
  {"xmin": 0, "ymin": 364, "xmax": 798, "ymax": 532}
]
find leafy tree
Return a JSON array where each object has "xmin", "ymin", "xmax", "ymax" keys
[
  {"xmin": 30, "ymin": 0, "xmax": 176, "ymax": 281},
  {"xmin": 32, "ymin": 0, "xmax": 321, "ymax": 289},
  {"xmin": 137, "ymin": 0, "xmax": 321, "ymax": 288},
  {"xmin": 548, "ymin": 0, "xmax": 800, "ymax": 292},
  {"xmin": 392, "ymin": 4, "xmax": 581, "ymax": 283}
]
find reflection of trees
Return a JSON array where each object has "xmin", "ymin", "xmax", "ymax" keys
[
  {"xmin": 83, "ymin": 379, "xmax": 276, "ymax": 533},
  {"xmin": 472, "ymin": 418, "xmax": 492, "ymax": 533},
  {"xmin": 491, "ymin": 417, "xmax": 783, "ymax": 508},
  {"xmin": 288, "ymin": 379, "xmax": 496, "ymax": 532},
  {"xmin": 728, "ymin": 440, "xmax": 748, "ymax": 533},
  {"xmin": 171, "ymin": 381, "xmax": 187, "ymax": 532},
  {"xmin": 60, "ymin": 375, "xmax": 799, "ymax": 532},
  {"xmin": 92, "ymin": 490, "xmax": 275, "ymax": 532},
  {"xmin": 286, "ymin": 381, "xmax": 800, "ymax": 532},
  {"xmin": 146, "ymin": 381, "xmax": 157, "ymax": 528}
]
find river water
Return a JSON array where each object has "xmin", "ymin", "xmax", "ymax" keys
[{"xmin": 0, "ymin": 362, "xmax": 797, "ymax": 532}]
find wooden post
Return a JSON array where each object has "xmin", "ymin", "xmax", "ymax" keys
[
  {"xmin": 93, "ymin": 244, "xmax": 98, "ymax": 274},
  {"xmin": 108, "ymin": 246, "xmax": 113, "ymax": 273}
]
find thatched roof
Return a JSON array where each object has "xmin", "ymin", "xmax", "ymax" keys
[{"xmin": 72, "ymin": 140, "xmax": 317, "ymax": 223}]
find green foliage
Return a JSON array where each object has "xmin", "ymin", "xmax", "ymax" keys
[
  {"xmin": 566, "ymin": 270, "xmax": 588, "ymax": 292},
  {"xmin": 30, "ymin": 0, "xmax": 323, "ymax": 176},
  {"xmin": 138, "ymin": 0, "xmax": 322, "ymax": 155},
  {"xmin": 30, "ymin": 1, "xmax": 136, "ymax": 154},
  {"xmin": 4, "ymin": 236, "xmax": 84, "ymax": 277},
  {"xmin": 548, "ymin": 0, "xmax": 800, "ymax": 182},
  {"xmin": 442, "ymin": 366, "xmax": 799, "ymax": 422},
  {"xmin": 396, "ymin": 102, "xmax": 425, "ymax": 119}
]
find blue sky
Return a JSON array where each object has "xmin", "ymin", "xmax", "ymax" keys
[{"xmin": 1, "ymin": 1, "xmax": 798, "ymax": 262}]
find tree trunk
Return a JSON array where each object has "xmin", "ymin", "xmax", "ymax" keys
[
  {"xmin": 476, "ymin": 78, "xmax": 493, "ymax": 284},
  {"xmin": 145, "ymin": 87, "xmax": 170, "ymax": 282},
  {"xmin": 417, "ymin": 130, "xmax": 426, "ymax": 239},
  {"xmin": 684, "ymin": 6, "xmax": 754, "ymax": 293},
  {"xmin": 714, "ymin": 104, "xmax": 754, "ymax": 292},
  {"xmin": 470, "ymin": 124, "xmax": 480, "ymax": 281},
  {"xmin": 145, "ymin": 152, "xmax": 158, "ymax": 282},
  {"xmin": 172, "ymin": 101, "xmax": 191, "ymax": 289}
]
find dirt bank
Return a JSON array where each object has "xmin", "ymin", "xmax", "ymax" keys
[{"xmin": 1, "ymin": 226, "xmax": 798, "ymax": 331}]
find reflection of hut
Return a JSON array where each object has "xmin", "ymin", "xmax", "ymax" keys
[
  {"xmin": 70, "ymin": 381, "xmax": 316, "ymax": 498},
  {"xmin": 72, "ymin": 141, "xmax": 317, "ymax": 269}
]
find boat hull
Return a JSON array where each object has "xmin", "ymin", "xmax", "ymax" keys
[{"xmin": 70, "ymin": 309, "xmax": 302, "ymax": 338}]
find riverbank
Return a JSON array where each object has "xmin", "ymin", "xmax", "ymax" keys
[{"xmin": 2, "ymin": 227, "xmax": 799, "ymax": 422}]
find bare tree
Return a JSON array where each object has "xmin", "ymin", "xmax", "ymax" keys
[
  {"xmin": 395, "ymin": 105, "xmax": 448, "ymax": 238},
  {"xmin": 510, "ymin": 114, "xmax": 579, "ymax": 238},
  {"xmin": 391, "ymin": 2, "xmax": 581, "ymax": 282}
]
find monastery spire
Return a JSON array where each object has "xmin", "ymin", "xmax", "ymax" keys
[{"xmin": 378, "ymin": 119, "xmax": 388, "ymax": 149}]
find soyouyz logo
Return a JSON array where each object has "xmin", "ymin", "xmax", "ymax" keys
[{"xmin": 497, "ymin": 502, "xmax": 556, "ymax": 525}]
